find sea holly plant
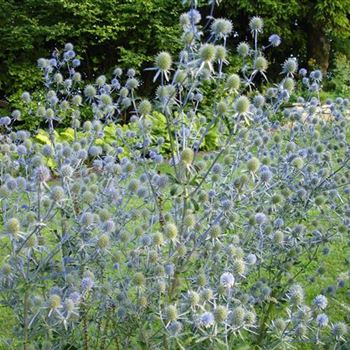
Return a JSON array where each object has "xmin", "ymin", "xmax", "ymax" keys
[{"xmin": 0, "ymin": 2, "xmax": 350, "ymax": 350}]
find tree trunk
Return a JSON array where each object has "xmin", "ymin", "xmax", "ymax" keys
[{"xmin": 307, "ymin": 22, "xmax": 331, "ymax": 73}]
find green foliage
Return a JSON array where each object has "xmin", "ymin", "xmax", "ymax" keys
[
  {"xmin": 326, "ymin": 53, "xmax": 350, "ymax": 97},
  {"xmin": 0, "ymin": 0, "xmax": 184, "ymax": 98},
  {"xmin": 219, "ymin": 0, "xmax": 350, "ymax": 71},
  {"xmin": 1, "ymin": 0, "xmax": 350, "ymax": 106}
]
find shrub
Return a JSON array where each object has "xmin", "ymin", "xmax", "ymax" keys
[{"xmin": 0, "ymin": 2, "xmax": 349, "ymax": 349}]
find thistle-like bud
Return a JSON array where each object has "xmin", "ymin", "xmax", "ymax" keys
[
  {"xmin": 138, "ymin": 100, "xmax": 152, "ymax": 115},
  {"xmin": 133, "ymin": 272, "xmax": 146, "ymax": 287},
  {"xmin": 226, "ymin": 74, "xmax": 240, "ymax": 91},
  {"xmin": 231, "ymin": 306, "xmax": 245, "ymax": 326},
  {"xmin": 283, "ymin": 58, "xmax": 298, "ymax": 75},
  {"xmin": 291, "ymin": 157, "xmax": 304, "ymax": 169},
  {"xmin": 235, "ymin": 96, "xmax": 250, "ymax": 114},
  {"xmin": 164, "ymin": 223, "xmax": 178, "ymax": 240},
  {"xmin": 211, "ymin": 18, "xmax": 233, "ymax": 37},
  {"xmin": 84, "ymin": 85, "xmax": 96, "ymax": 99},
  {"xmin": 155, "ymin": 52, "xmax": 172, "ymax": 72},
  {"xmin": 49, "ymin": 294, "xmax": 61, "ymax": 310},
  {"xmin": 237, "ymin": 42, "xmax": 250, "ymax": 57},
  {"xmin": 6, "ymin": 218, "xmax": 20, "ymax": 237},
  {"xmin": 249, "ymin": 16, "xmax": 264, "ymax": 32},
  {"xmin": 214, "ymin": 305, "xmax": 228, "ymax": 323},
  {"xmin": 97, "ymin": 234, "xmax": 110, "ymax": 249},
  {"xmin": 247, "ymin": 157, "xmax": 260, "ymax": 172},
  {"xmin": 199, "ymin": 44, "xmax": 216, "ymax": 62},
  {"xmin": 181, "ymin": 148, "xmax": 194, "ymax": 165},
  {"xmin": 165, "ymin": 305, "xmax": 178, "ymax": 322},
  {"xmin": 254, "ymin": 56, "xmax": 268, "ymax": 72},
  {"xmin": 220, "ymin": 272, "xmax": 235, "ymax": 288},
  {"xmin": 215, "ymin": 45, "xmax": 227, "ymax": 61},
  {"xmin": 34, "ymin": 166, "xmax": 51, "ymax": 182}
]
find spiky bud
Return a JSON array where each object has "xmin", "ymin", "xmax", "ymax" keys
[
  {"xmin": 164, "ymin": 223, "xmax": 178, "ymax": 240},
  {"xmin": 254, "ymin": 56, "xmax": 268, "ymax": 72},
  {"xmin": 235, "ymin": 96, "xmax": 250, "ymax": 114},
  {"xmin": 155, "ymin": 52, "xmax": 172, "ymax": 72},
  {"xmin": 237, "ymin": 42, "xmax": 250, "ymax": 57},
  {"xmin": 181, "ymin": 148, "xmax": 194, "ymax": 165},
  {"xmin": 247, "ymin": 157, "xmax": 260, "ymax": 172},
  {"xmin": 249, "ymin": 16, "xmax": 264, "ymax": 32},
  {"xmin": 138, "ymin": 100, "xmax": 152, "ymax": 115},
  {"xmin": 199, "ymin": 44, "xmax": 216, "ymax": 62},
  {"xmin": 49, "ymin": 294, "xmax": 61, "ymax": 310},
  {"xmin": 6, "ymin": 218, "xmax": 20, "ymax": 237},
  {"xmin": 165, "ymin": 305, "xmax": 178, "ymax": 321}
]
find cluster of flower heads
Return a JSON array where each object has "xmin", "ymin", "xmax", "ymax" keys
[{"xmin": 0, "ymin": 2, "xmax": 349, "ymax": 349}]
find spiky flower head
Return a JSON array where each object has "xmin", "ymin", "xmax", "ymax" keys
[
  {"xmin": 247, "ymin": 157, "xmax": 260, "ymax": 172},
  {"xmin": 226, "ymin": 74, "xmax": 240, "ymax": 91},
  {"xmin": 133, "ymin": 272, "xmax": 146, "ymax": 287},
  {"xmin": 249, "ymin": 16, "xmax": 264, "ymax": 33},
  {"xmin": 181, "ymin": 147, "xmax": 194, "ymax": 165},
  {"xmin": 283, "ymin": 57, "xmax": 298, "ymax": 75},
  {"xmin": 283, "ymin": 77, "xmax": 295, "ymax": 92},
  {"xmin": 126, "ymin": 78, "xmax": 139, "ymax": 90},
  {"xmin": 254, "ymin": 56, "xmax": 268, "ymax": 72},
  {"xmin": 311, "ymin": 69, "xmax": 323, "ymax": 82},
  {"xmin": 187, "ymin": 290, "xmax": 200, "ymax": 306},
  {"xmin": 268, "ymin": 34, "xmax": 281, "ymax": 47},
  {"xmin": 165, "ymin": 305, "xmax": 178, "ymax": 321},
  {"xmin": 34, "ymin": 166, "xmax": 51, "ymax": 183},
  {"xmin": 234, "ymin": 95, "xmax": 250, "ymax": 114},
  {"xmin": 97, "ymin": 234, "xmax": 110, "ymax": 249},
  {"xmin": 168, "ymin": 321, "xmax": 182, "ymax": 336},
  {"xmin": 199, "ymin": 44, "xmax": 216, "ymax": 62},
  {"xmin": 6, "ymin": 218, "xmax": 20, "ymax": 237},
  {"xmin": 138, "ymin": 100, "xmax": 152, "ymax": 116},
  {"xmin": 51, "ymin": 186, "xmax": 65, "ymax": 202},
  {"xmin": 164, "ymin": 223, "xmax": 178, "ymax": 240},
  {"xmin": 49, "ymin": 294, "xmax": 61, "ymax": 310},
  {"xmin": 179, "ymin": 13, "xmax": 190, "ymax": 27},
  {"xmin": 232, "ymin": 259, "xmax": 245, "ymax": 276},
  {"xmin": 80, "ymin": 276, "xmax": 94, "ymax": 292},
  {"xmin": 316, "ymin": 313, "xmax": 328, "ymax": 328},
  {"xmin": 288, "ymin": 284, "xmax": 304, "ymax": 305},
  {"xmin": 313, "ymin": 295, "xmax": 328, "ymax": 310},
  {"xmin": 155, "ymin": 52, "xmax": 172, "ymax": 72},
  {"xmin": 215, "ymin": 45, "xmax": 227, "ymax": 61},
  {"xmin": 237, "ymin": 42, "xmax": 250, "ymax": 57},
  {"xmin": 214, "ymin": 305, "xmax": 228, "ymax": 323},
  {"xmin": 332, "ymin": 322, "xmax": 348, "ymax": 338},
  {"xmin": 84, "ymin": 85, "xmax": 96, "ymax": 99},
  {"xmin": 187, "ymin": 9, "xmax": 201, "ymax": 24},
  {"xmin": 253, "ymin": 95, "xmax": 265, "ymax": 108},
  {"xmin": 174, "ymin": 69, "xmax": 187, "ymax": 84},
  {"xmin": 220, "ymin": 272, "xmax": 235, "ymax": 288},
  {"xmin": 291, "ymin": 156, "xmax": 304, "ymax": 169},
  {"xmin": 198, "ymin": 312, "xmax": 215, "ymax": 328},
  {"xmin": 216, "ymin": 101, "xmax": 228, "ymax": 116},
  {"xmin": 231, "ymin": 306, "xmax": 245, "ymax": 326},
  {"xmin": 211, "ymin": 18, "xmax": 233, "ymax": 37}
]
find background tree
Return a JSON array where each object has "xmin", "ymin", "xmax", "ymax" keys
[
  {"xmin": 0, "ymin": 0, "xmax": 349, "ymax": 104},
  {"xmin": 0, "ymin": 0, "xmax": 184, "ymax": 99},
  {"xmin": 220, "ymin": 0, "xmax": 350, "ymax": 72}
]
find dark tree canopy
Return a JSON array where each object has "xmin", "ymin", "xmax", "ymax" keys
[{"xmin": 0, "ymin": 0, "xmax": 349, "ymax": 101}]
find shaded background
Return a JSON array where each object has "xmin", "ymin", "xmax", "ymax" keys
[{"xmin": 0, "ymin": 0, "xmax": 349, "ymax": 105}]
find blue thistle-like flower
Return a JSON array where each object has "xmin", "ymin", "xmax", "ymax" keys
[{"xmin": 268, "ymin": 34, "xmax": 281, "ymax": 47}]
